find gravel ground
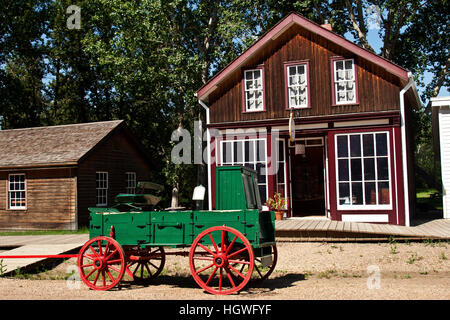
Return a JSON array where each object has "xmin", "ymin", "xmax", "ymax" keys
[{"xmin": 0, "ymin": 241, "xmax": 449, "ymax": 300}]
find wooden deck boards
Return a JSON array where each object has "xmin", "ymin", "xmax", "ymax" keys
[{"xmin": 275, "ymin": 218, "xmax": 450, "ymax": 241}]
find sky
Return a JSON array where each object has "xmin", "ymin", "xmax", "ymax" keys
[{"xmin": 354, "ymin": 29, "xmax": 448, "ymax": 101}]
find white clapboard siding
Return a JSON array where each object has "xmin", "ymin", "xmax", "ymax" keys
[{"xmin": 439, "ymin": 107, "xmax": 450, "ymax": 219}]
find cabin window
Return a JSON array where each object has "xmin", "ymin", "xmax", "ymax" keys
[
  {"xmin": 126, "ymin": 172, "xmax": 136, "ymax": 194},
  {"xmin": 96, "ymin": 172, "xmax": 108, "ymax": 206},
  {"xmin": 8, "ymin": 174, "xmax": 26, "ymax": 209},
  {"xmin": 286, "ymin": 62, "xmax": 309, "ymax": 108},
  {"xmin": 333, "ymin": 58, "xmax": 357, "ymax": 105},
  {"xmin": 220, "ymin": 138, "xmax": 267, "ymax": 204},
  {"xmin": 335, "ymin": 132, "xmax": 391, "ymax": 210},
  {"xmin": 243, "ymin": 68, "xmax": 264, "ymax": 112}
]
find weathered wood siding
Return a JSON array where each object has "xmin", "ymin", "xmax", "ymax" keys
[
  {"xmin": 208, "ymin": 24, "xmax": 402, "ymax": 124},
  {"xmin": 0, "ymin": 168, "xmax": 76, "ymax": 230},
  {"xmin": 77, "ymin": 128, "xmax": 152, "ymax": 226}
]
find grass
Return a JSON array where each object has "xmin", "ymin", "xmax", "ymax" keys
[
  {"xmin": 406, "ymin": 252, "xmax": 423, "ymax": 264},
  {"xmin": 416, "ymin": 188, "xmax": 443, "ymax": 212},
  {"xmin": 0, "ymin": 227, "xmax": 89, "ymax": 236}
]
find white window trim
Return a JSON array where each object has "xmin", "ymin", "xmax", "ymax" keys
[
  {"xmin": 287, "ymin": 63, "xmax": 309, "ymax": 109},
  {"xmin": 335, "ymin": 131, "xmax": 392, "ymax": 211},
  {"xmin": 244, "ymin": 69, "xmax": 264, "ymax": 112},
  {"xmin": 220, "ymin": 137, "xmax": 268, "ymax": 204},
  {"xmin": 126, "ymin": 172, "xmax": 136, "ymax": 194},
  {"xmin": 289, "ymin": 137, "xmax": 324, "ymax": 148},
  {"xmin": 275, "ymin": 138, "xmax": 288, "ymax": 209},
  {"xmin": 8, "ymin": 173, "xmax": 26, "ymax": 210},
  {"xmin": 333, "ymin": 58, "xmax": 357, "ymax": 105},
  {"xmin": 96, "ymin": 171, "xmax": 108, "ymax": 207}
]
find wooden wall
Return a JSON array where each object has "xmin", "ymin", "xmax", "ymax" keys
[
  {"xmin": 208, "ymin": 24, "xmax": 402, "ymax": 124},
  {"xmin": 0, "ymin": 168, "xmax": 76, "ymax": 230},
  {"xmin": 77, "ymin": 128, "xmax": 152, "ymax": 226}
]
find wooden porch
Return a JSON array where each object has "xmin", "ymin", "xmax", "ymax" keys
[{"xmin": 275, "ymin": 218, "xmax": 450, "ymax": 242}]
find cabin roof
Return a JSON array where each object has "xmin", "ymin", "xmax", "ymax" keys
[
  {"xmin": 0, "ymin": 120, "xmax": 125, "ymax": 169},
  {"xmin": 197, "ymin": 12, "xmax": 410, "ymax": 102}
]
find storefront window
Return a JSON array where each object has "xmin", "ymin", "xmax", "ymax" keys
[
  {"xmin": 335, "ymin": 132, "xmax": 391, "ymax": 209},
  {"xmin": 221, "ymin": 138, "xmax": 267, "ymax": 204}
]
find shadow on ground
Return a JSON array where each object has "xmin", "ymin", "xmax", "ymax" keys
[{"xmin": 116, "ymin": 272, "xmax": 306, "ymax": 295}]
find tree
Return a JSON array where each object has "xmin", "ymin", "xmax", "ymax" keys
[{"xmin": 0, "ymin": 0, "xmax": 51, "ymax": 129}]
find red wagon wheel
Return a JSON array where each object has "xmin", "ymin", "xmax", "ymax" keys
[
  {"xmin": 77, "ymin": 236, "xmax": 126, "ymax": 291},
  {"xmin": 189, "ymin": 226, "xmax": 254, "ymax": 295},
  {"xmin": 125, "ymin": 247, "xmax": 166, "ymax": 283}
]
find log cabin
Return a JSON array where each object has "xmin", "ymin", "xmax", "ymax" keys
[
  {"xmin": 197, "ymin": 13, "xmax": 421, "ymax": 226},
  {"xmin": 0, "ymin": 120, "xmax": 153, "ymax": 230}
]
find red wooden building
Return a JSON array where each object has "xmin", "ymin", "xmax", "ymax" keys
[{"xmin": 197, "ymin": 13, "xmax": 421, "ymax": 226}]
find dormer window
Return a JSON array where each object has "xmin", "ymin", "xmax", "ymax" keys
[
  {"xmin": 243, "ymin": 67, "xmax": 264, "ymax": 112},
  {"xmin": 285, "ymin": 61, "xmax": 310, "ymax": 109},
  {"xmin": 332, "ymin": 58, "xmax": 357, "ymax": 105}
]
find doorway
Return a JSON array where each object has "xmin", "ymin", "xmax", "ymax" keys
[{"xmin": 291, "ymin": 138, "xmax": 326, "ymax": 217}]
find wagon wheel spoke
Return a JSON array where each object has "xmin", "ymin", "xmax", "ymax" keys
[
  {"xmin": 191, "ymin": 255, "xmax": 214, "ymax": 262},
  {"xmin": 148, "ymin": 261, "xmax": 159, "ymax": 270},
  {"xmin": 224, "ymin": 267, "xmax": 236, "ymax": 288},
  {"xmin": 227, "ymin": 264, "xmax": 246, "ymax": 279},
  {"xmin": 196, "ymin": 263, "xmax": 215, "ymax": 275},
  {"xmin": 88, "ymin": 246, "xmax": 99, "ymax": 257},
  {"xmin": 208, "ymin": 233, "xmax": 219, "ymax": 254},
  {"xmin": 228, "ymin": 259, "xmax": 251, "ymax": 265},
  {"xmin": 224, "ymin": 235, "xmax": 238, "ymax": 255},
  {"xmin": 227, "ymin": 247, "xmax": 248, "ymax": 259},
  {"xmin": 144, "ymin": 263, "xmax": 153, "ymax": 277},
  {"xmin": 198, "ymin": 243, "xmax": 215, "ymax": 256},
  {"xmin": 253, "ymin": 264, "xmax": 264, "ymax": 278},
  {"xmin": 218, "ymin": 267, "xmax": 223, "ymax": 292},
  {"xmin": 102, "ymin": 271, "xmax": 106, "ymax": 287},
  {"xmin": 205, "ymin": 267, "xmax": 218, "ymax": 285}
]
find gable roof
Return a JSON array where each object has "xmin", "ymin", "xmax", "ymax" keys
[
  {"xmin": 0, "ymin": 120, "xmax": 125, "ymax": 169},
  {"xmin": 197, "ymin": 12, "xmax": 410, "ymax": 102}
]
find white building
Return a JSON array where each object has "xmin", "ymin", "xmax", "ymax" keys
[{"xmin": 432, "ymin": 96, "xmax": 450, "ymax": 219}]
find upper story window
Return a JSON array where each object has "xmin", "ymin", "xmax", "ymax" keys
[
  {"xmin": 286, "ymin": 62, "xmax": 309, "ymax": 109},
  {"xmin": 243, "ymin": 68, "xmax": 264, "ymax": 112},
  {"xmin": 332, "ymin": 58, "xmax": 357, "ymax": 105},
  {"xmin": 8, "ymin": 174, "xmax": 26, "ymax": 209}
]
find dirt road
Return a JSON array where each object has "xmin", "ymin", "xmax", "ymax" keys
[{"xmin": 1, "ymin": 241, "xmax": 449, "ymax": 300}]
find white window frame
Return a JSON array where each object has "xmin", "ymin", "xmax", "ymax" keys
[
  {"xmin": 335, "ymin": 131, "xmax": 392, "ymax": 211},
  {"xmin": 286, "ymin": 63, "xmax": 309, "ymax": 108},
  {"xmin": 333, "ymin": 58, "xmax": 356, "ymax": 105},
  {"xmin": 244, "ymin": 69, "xmax": 264, "ymax": 112},
  {"xmin": 275, "ymin": 138, "xmax": 287, "ymax": 209},
  {"xmin": 96, "ymin": 171, "xmax": 108, "ymax": 206},
  {"xmin": 126, "ymin": 172, "xmax": 136, "ymax": 194},
  {"xmin": 220, "ymin": 138, "xmax": 268, "ymax": 204},
  {"xmin": 8, "ymin": 173, "xmax": 26, "ymax": 210}
]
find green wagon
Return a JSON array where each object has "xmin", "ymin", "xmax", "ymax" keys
[{"xmin": 79, "ymin": 166, "xmax": 277, "ymax": 295}]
